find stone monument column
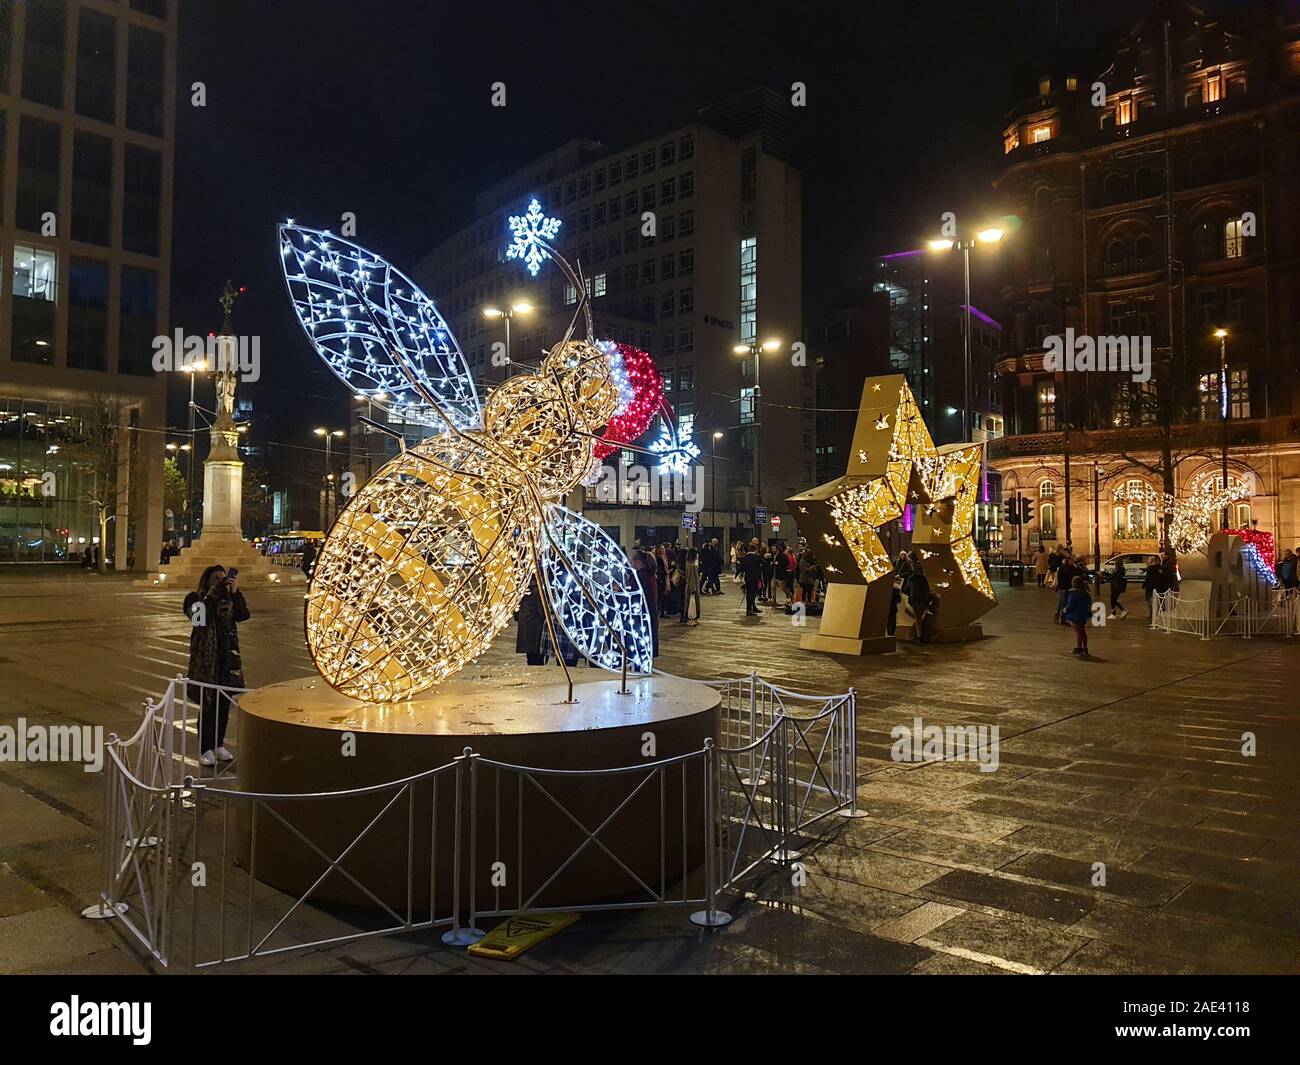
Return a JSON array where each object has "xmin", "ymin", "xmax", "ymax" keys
[
  {"xmin": 139, "ymin": 281, "xmax": 293, "ymax": 585},
  {"xmin": 203, "ymin": 338, "xmax": 244, "ymax": 536}
]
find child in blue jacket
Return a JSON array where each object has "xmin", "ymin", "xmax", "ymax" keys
[{"xmin": 1062, "ymin": 576, "xmax": 1093, "ymax": 657}]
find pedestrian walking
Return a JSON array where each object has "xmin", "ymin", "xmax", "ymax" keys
[
  {"xmin": 1063, "ymin": 575, "xmax": 1093, "ymax": 657},
  {"xmin": 680, "ymin": 548, "xmax": 701, "ymax": 623},
  {"xmin": 1033, "ymin": 546, "xmax": 1048, "ymax": 587},
  {"xmin": 1046, "ymin": 545, "xmax": 1062, "ymax": 589},
  {"xmin": 183, "ymin": 565, "xmax": 249, "ymax": 767},
  {"xmin": 1055, "ymin": 554, "xmax": 1078, "ymax": 623},
  {"xmin": 738, "ymin": 543, "xmax": 763, "ymax": 616},
  {"xmin": 797, "ymin": 549, "xmax": 820, "ymax": 606},
  {"xmin": 1108, "ymin": 565, "xmax": 1129, "ymax": 619}
]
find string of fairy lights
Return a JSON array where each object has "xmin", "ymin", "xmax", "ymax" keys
[{"xmin": 280, "ymin": 205, "xmax": 661, "ymax": 701}]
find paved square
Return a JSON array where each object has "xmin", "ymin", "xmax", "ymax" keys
[{"xmin": 0, "ymin": 569, "xmax": 1296, "ymax": 974}]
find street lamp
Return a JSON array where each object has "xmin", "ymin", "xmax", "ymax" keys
[
  {"xmin": 927, "ymin": 227, "xmax": 1004, "ymax": 442},
  {"xmin": 314, "ymin": 427, "xmax": 345, "ymax": 529},
  {"xmin": 181, "ymin": 359, "xmax": 207, "ymax": 546},
  {"xmin": 710, "ymin": 431, "xmax": 724, "ymax": 530},
  {"xmin": 733, "ymin": 338, "xmax": 782, "ymax": 527},
  {"xmin": 1214, "ymin": 328, "xmax": 1230, "ymax": 529},
  {"xmin": 482, "ymin": 300, "xmax": 534, "ymax": 376}
]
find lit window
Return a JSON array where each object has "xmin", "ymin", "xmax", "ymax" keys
[
  {"xmin": 1004, "ymin": 129, "xmax": 1020, "ymax": 154},
  {"xmin": 1037, "ymin": 384, "xmax": 1056, "ymax": 430},
  {"xmin": 740, "ymin": 386, "xmax": 756, "ymax": 425},
  {"xmin": 1040, "ymin": 502, "xmax": 1057, "ymax": 539},
  {"xmin": 1224, "ymin": 217, "xmax": 1245, "ymax": 259},
  {"xmin": 13, "ymin": 245, "xmax": 57, "ymax": 301},
  {"xmin": 1031, "ymin": 125, "xmax": 1052, "ymax": 144}
]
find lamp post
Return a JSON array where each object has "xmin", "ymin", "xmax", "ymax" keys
[
  {"xmin": 710, "ymin": 430, "xmax": 723, "ymax": 534},
  {"xmin": 1214, "ymin": 328, "xmax": 1230, "ymax": 529},
  {"xmin": 732, "ymin": 337, "xmax": 782, "ymax": 530},
  {"xmin": 483, "ymin": 301, "xmax": 534, "ymax": 378},
  {"xmin": 927, "ymin": 227, "xmax": 1004, "ymax": 442},
  {"xmin": 353, "ymin": 390, "xmax": 388, "ymax": 486},
  {"xmin": 314, "ymin": 427, "xmax": 345, "ymax": 529},
  {"xmin": 1092, "ymin": 461, "xmax": 1104, "ymax": 593},
  {"xmin": 181, "ymin": 359, "xmax": 207, "ymax": 546}
]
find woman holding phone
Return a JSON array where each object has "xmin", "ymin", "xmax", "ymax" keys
[{"xmin": 182, "ymin": 565, "xmax": 250, "ymax": 766}]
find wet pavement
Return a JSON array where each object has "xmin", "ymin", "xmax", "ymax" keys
[{"xmin": 0, "ymin": 568, "xmax": 1296, "ymax": 974}]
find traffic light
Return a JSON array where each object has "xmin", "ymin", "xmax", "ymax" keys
[
  {"xmin": 1021, "ymin": 498, "xmax": 1035, "ymax": 524},
  {"xmin": 1005, "ymin": 496, "xmax": 1020, "ymax": 524}
]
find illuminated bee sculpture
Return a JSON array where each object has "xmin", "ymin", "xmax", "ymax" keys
[{"xmin": 278, "ymin": 205, "xmax": 688, "ymax": 702}]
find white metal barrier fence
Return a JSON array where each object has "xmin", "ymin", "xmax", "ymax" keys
[
  {"xmin": 92, "ymin": 673, "xmax": 860, "ymax": 968},
  {"xmin": 1151, "ymin": 589, "xmax": 1299, "ymax": 640}
]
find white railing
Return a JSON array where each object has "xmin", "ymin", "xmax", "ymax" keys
[
  {"xmin": 92, "ymin": 673, "xmax": 860, "ymax": 968},
  {"xmin": 1151, "ymin": 589, "xmax": 1298, "ymax": 640}
]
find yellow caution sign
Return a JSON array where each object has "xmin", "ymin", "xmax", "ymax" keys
[{"xmin": 467, "ymin": 913, "xmax": 580, "ymax": 960}]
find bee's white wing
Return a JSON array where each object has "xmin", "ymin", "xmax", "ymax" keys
[
  {"xmin": 278, "ymin": 223, "xmax": 481, "ymax": 433},
  {"xmin": 540, "ymin": 505, "xmax": 653, "ymax": 675}
]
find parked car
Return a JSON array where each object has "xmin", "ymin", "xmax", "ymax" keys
[{"xmin": 1100, "ymin": 552, "xmax": 1152, "ymax": 581}]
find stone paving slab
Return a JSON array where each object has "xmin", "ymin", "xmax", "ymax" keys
[{"xmin": 0, "ymin": 570, "xmax": 1297, "ymax": 974}]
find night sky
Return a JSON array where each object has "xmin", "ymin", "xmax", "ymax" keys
[{"xmin": 169, "ymin": 0, "xmax": 1161, "ymax": 456}]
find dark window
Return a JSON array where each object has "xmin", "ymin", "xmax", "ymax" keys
[
  {"xmin": 1191, "ymin": 221, "xmax": 1217, "ymax": 262},
  {"xmin": 130, "ymin": 0, "xmax": 168, "ymax": 16},
  {"xmin": 119, "ymin": 267, "xmax": 159, "ymax": 376},
  {"xmin": 1134, "ymin": 167, "xmax": 1158, "ymax": 198},
  {"xmin": 126, "ymin": 25, "xmax": 165, "ymax": 136},
  {"xmin": 22, "ymin": 0, "xmax": 66, "ymax": 107},
  {"xmin": 1133, "ymin": 235, "xmax": 1154, "ymax": 269},
  {"xmin": 1105, "ymin": 238, "xmax": 1129, "ymax": 275},
  {"xmin": 0, "ymin": 4, "xmax": 13, "ymax": 90},
  {"xmin": 1103, "ymin": 172, "xmax": 1126, "ymax": 204},
  {"xmin": 1225, "ymin": 284, "xmax": 1247, "ymax": 324},
  {"xmin": 17, "ymin": 117, "xmax": 61, "ymax": 234},
  {"xmin": 123, "ymin": 146, "xmax": 162, "ymax": 254},
  {"xmin": 72, "ymin": 133, "xmax": 113, "ymax": 246},
  {"xmin": 76, "ymin": 8, "xmax": 116, "ymax": 121},
  {"xmin": 67, "ymin": 258, "xmax": 110, "ymax": 371},
  {"xmin": 1188, "ymin": 152, "xmax": 1214, "ymax": 186}
]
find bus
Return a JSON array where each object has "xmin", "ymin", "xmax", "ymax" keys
[{"xmin": 256, "ymin": 531, "xmax": 325, "ymax": 567}]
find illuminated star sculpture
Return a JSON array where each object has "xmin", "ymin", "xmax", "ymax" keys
[
  {"xmin": 506, "ymin": 198, "xmax": 562, "ymax": 276},
  {"xmin": 788, "ymin": 375, "xmax": 995, "ymax": 654}
]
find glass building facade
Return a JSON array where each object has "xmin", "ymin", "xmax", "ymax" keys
[{"xmin": 0, "ymin": 395, "xmax": 111, "ymax": 560}]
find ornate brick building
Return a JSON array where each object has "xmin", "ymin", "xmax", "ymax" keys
[{"xmin": 990, "ymin": 0, "xmax": 1300, "ymax": 561}]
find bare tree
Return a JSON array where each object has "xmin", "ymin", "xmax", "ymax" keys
[{"xmin": 70, "ymin": 396, "xmax": 130, "ymax": 575}]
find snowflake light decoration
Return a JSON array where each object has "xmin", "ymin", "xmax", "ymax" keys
[
  {"xmin": 506, "ymin": 198, "xmax": 562, "ymax": 276},
  {"xmin": 650, "ymin": 425, "xmax": 701, "ymax": 475}
]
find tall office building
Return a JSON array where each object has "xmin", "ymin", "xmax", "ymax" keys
[
  {"xmin": 412, "ymin": 88, "xmax": 809, "ymax": 548},
  {"xmin": 0, "ymin": 0, "xmax": 174, "ymax": 567}
]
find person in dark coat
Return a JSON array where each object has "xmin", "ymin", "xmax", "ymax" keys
[
  {"xmin": 1142, "ymin": 555, "xmax": 1163, "ymax": 618},
  {"xmin": 904, "ymin": 561, "xmax": 938, "ymax": 642},
  {"xmin": 183, "ymin": 565, "xmax": 249, "ymax": 766},
  {"xmin": 1055, "ymin": 555, "xmax": 1079, "ymax": 623},
  {"xmin": 738, "ymin": 544, "xmax": 763, "ymax": 615},
  {"xmin": 1108, "ymin": 564, "xmax": 1129, "ymax": 619},
  {"xmin": 631, "ymin": 549, "xmax": 660, "ymax": 657},
  {"xmin": 514, "ymin": 580, "xmax": 547, "ymax": 665},
  {"xmin": 300, "ymin": 538, "xmax": 318, "ymax": 579}
]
